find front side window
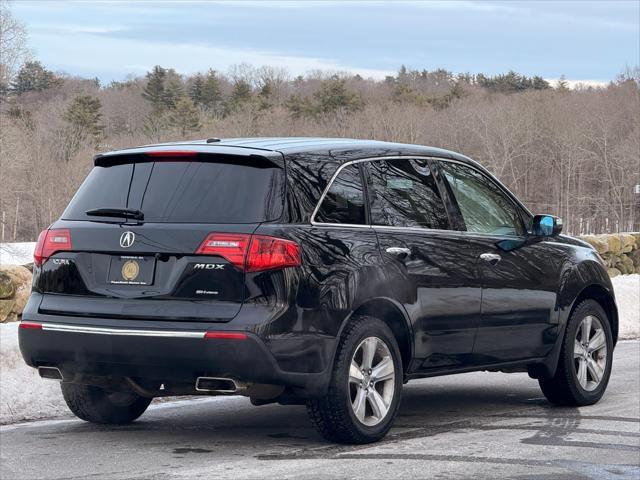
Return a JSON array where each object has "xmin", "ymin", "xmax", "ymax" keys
[
  {"xmin": 314, "ymin": 164, "xmax": 366, "ymax": 224},
  {"xmin": 439, "ymin": 162, "xmax": 524, "ymax": 236},
  {"xmin": 367, "ymin": 159, "xmax": 449, "ymax": 229}
]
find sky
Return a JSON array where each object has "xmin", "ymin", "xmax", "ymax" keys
[{"xmin": 11, "ymin": 0, "xmax": 640, "ymax": 85}]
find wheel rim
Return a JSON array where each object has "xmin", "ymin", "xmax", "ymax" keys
[
  {"xmin": 349, "ymin": 336, "xmax": 395, "ymax": 427},
  {"xmin": 574, "ymin": 315, "xmax": 607, "ymax": 392}
]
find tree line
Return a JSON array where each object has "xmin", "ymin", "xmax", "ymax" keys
[{"xmin": 0, "ymin": 6, "xmax": 638, "ymax": 241}]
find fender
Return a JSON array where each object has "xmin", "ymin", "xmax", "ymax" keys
[
  {"xmin": 532, "ymin": 257, "xmax": 617, "ymax": 379},
  {"xmin": 333, "ymin": 296, "xmax": 415, "ymax": 375}
]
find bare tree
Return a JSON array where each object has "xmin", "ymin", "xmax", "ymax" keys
[{"xmin": 0, "ymin": 0, "xmax": 31, "ymax": 92}]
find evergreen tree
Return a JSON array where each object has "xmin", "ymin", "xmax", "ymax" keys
[
  {"xmin": 191, "ymin": 70, "xmax": 223, "ymax": 112},
  {"xmin": 225, "ymin": 79, "xmax": 252, "ymax": 114},
  {"xmin": 169, "ymin": 97, "xmax": 201, "ymax": 136},
  {"xmin": 532, "ymin": 76, "xmax": 551, "ymax": 90},
  {"xmin": 63, "ymin": 95, "xmax": 104, "ymax": 141},
  {"xmin": 313, "ymin": 76, "xmax": 363, "ymax": 114},
  {"xmin": 10, "ymin": 61, "xmax": 61, "ymax": 95},
  {"xmin": 189, "ymin": 74, "xmax": 205, "ymax": 105},
  {"xmin": 556, "ymin": 75, "xmax": 570, "ymax": 91},
  {"xmin": 164, "ymin": 78, "xmax": 184, "ymax": 110},
  {"xmin": 142, "ymin": 66, "xmax": 167, "ymax": 113}
]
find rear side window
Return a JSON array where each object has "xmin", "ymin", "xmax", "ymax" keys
[
  {"xmin": 439, "ymin": 161, "xmax": 524, "ymax": 236},
  {"xmin": 367, "ymin": 159, "xmax": 449, "ymax": 229},
  {"xmin": 314, "ymin": 164, "xmax": 366, "ymax": 225},
  {"xmin": 63, "ymin": 158, "xmax": 285, "ymax": 224}
]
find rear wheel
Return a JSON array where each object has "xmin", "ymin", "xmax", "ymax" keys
[
  {"xmin": 539, "ymin": 300, "xmax": 613, "ymax": 406},
  {"xmin": 306, "ymin": 316, "xmax": 403, "ymax": 444},
  {"xmin": 61, "ymin": 383, "xmax": 152, "ymax": 424}
]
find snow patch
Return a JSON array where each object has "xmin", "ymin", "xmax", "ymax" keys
[
  {"xmin": 0, "ymin": 323, "xmax": 70, "ymax": 424},
  {"xmin": 612, "ymin": 274, "xmax": 640, "ymax": 340},
  {"xmin": 0, "ymin": 242, "xmax": 36, "ymax": 266}
]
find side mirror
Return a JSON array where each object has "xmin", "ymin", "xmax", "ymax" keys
[{"xmin": 532, "ymin": 214, "xmax": 563, "ymax": 237}]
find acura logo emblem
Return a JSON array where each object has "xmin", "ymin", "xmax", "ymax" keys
[{"xmin": 119, "ymin": 231, "xmax": 135, "ymax": 248}]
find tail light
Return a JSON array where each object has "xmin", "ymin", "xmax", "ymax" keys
[
  {"xmin": 33, "ymin": 229, "xmax": 72, "ymax": 266},
  {"xmin": 196, "ymin": 233, "xmax": 301, "ymax": 272}
]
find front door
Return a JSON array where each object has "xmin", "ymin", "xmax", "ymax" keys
[
  {"xmin": 437, "ymin": 161, "xmax": 560, "ymax": 363},
  {"xmin": 364, "ymin": 158, "xmax": 482, "ymax": 370}
]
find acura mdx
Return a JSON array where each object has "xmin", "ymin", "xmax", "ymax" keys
[{"xmin": 19, "ymin": 137, "xmax": 617, "ymax": 444}]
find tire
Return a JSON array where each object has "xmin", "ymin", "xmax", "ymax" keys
[
  {"xmin": 306, "ymin": 315, "xmax": 403, "ymax": 444},
  {"xmin": 61, "ymin": 383, "xmax": 152, "ymax": 424},
  {"xmin": 539, "ymin": 299, "xmax": 613, "ymax": 406}
]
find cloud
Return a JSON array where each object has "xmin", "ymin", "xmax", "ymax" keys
[{"xmin": 30, "ymin": 32, "xmax": 394, "ymax": 80}]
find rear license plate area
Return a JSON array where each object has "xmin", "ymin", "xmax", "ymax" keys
[{"xmin": 108, "ymin": 255, "xmax": 155, "ymax": 286}]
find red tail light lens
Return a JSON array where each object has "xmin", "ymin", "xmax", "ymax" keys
[
  {"xmin": 33, "ymin": 229, "xmax": 72, "ymax": 266},
  {"xmin": 246, "ymin": 235, "xmax": 301, "ymax": 272},
  {"xmin": 204, "ymin": 331, "xmax": 247, "ymax": 340},
  {"xmin": 19, "ymin": 321, "xmax": 43, "ymax": 330},
  {"xmin": 195, "ymin": 233, "xmax": 301, "ymax": 272},
  {"xmin": 196, "ymin": 233, "xmax": 250, "ymax": 269}
]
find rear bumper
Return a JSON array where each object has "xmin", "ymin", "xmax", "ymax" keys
[{"xmin": 19, "ymin": 312, "xmax": 330, "ymax": 397}]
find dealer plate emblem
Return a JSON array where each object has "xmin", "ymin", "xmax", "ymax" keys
[{"xmin": 121, "ymin": 260, "xmax": 140, "ymax": 281}]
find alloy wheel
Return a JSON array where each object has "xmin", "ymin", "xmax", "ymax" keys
[
  {"xmin": 349, "ymin": 336, "xmax": 395, "ymax": 426},
  {"xmin": 574, "ymin": 315, "xmax": 607, "ymax": 392}
]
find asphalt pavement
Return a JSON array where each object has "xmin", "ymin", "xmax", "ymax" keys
[{"xmin": 1, "ymin": 341, "xmax": 638, "ymax": 480}]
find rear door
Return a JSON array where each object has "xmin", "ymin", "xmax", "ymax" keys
[
  {"xmin": 365, "ymin": 158, "xmax": 481, "ymax": 370},
  {"xmin": 36, "ymin": 153, "xmax": 286, "ymax": 323},
  {"xmin": 436, "ymin": 160, "xmax": 560, "ymax": 362}
]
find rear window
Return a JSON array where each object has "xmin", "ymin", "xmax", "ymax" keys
[{"xmin": 63, "ymin": 158, "xmax": 285, "ymax": 224}]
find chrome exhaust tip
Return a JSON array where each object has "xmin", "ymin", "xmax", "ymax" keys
[
  {"xmin": 38, "ymin": 366, "xmax": 63, "ymax": 381},
  {"xmin": 195, "ymin": 377, "xmax": 238, "ymax": 393}
]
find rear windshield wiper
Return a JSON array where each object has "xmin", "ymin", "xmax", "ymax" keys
[{"xmin": 85, "ymin": 208, "xmax": 144, "ymax": 221}]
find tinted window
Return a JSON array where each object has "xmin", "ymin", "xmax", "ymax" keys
[
  {"xmin": 314, "ymin": 164, "xmax": 366, "ymax": 224},
  {"xmin": 439, "ymin": 162, "xmax": 524, "ymax": 236},
  {"xmin": 367, "ymin": 159, "xmax": 449, "ymax": 229},
  {"xmin": 63, "ymin": 159, "xmax": 285, "ymax": 224}
]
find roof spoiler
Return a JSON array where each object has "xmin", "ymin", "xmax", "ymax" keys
[{"xmin": 94, "ymin": 146, "xmax": 284, "ymax": 169}]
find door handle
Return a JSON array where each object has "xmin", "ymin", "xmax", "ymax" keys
[
  {"xmin": 480, "ymin": 252, "xmax": 502, "ymax": 266},
  {"xmin": 386, "ymin": 247, "xmax": 411, "ymax": 259}
]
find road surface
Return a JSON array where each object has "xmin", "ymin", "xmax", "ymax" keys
[{"xmin": 2, "ymin": 342, "xmax": 639, "ymax": 480}]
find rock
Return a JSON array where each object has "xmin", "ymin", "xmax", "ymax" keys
[
  {"xmin": 621, "ymin": 234, "xmax": 635, "ymax": 253},
  {"xmin": 1, "ymin": 265, "xmax": 32, "ymax": 285},
  {"xmin": 0, "ymin": 299, "xmax": 15, "ymax": 322},
  {"xmin": 606, "ymin": 235, "xmax": 622, "ymax": 255},
  {"xmin": 607, "ymin": 268, "xmax": 622, "ymax": 278},
  {"xmin": 629, "ymin": 248, "xmax": 640, "ymax": 267},
  {"xmin": 0, "ymin": 265, "xmax": 32, "ymax": 320},
  {"xmin": 580, "ymin": 235, "xmax": 609, "ymax": 255},
  {"xmin": 0, "ymin": 271, "xmax": 15, "ymax": 299},
  {"xmin": 606, "ymin": 254, "xmax": 620, "ymax": 269},
  {"xmin": 11, "ymin": 279, "xmax": 30, "ymax": 316},
  {"xmin": 619, "ymin": 254, "xmax": 635, "ymax": 274}
]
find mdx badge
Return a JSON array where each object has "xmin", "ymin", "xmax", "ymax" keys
[
  {"xmin": 194, "ymin": 263, "xmax": 225, "ymax": 270},
  {"xmin": 120, "ymin": 231, "xmax": 135, "ymax": 248}
]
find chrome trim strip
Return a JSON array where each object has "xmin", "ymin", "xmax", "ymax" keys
[{"xmin": 41, "ymin": 323, "xmax": 205, "ymax": 338}]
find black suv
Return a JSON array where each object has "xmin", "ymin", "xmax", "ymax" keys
[{"xmin": 19, "ymin": 138, "xmax": 617, "ymax": 443}]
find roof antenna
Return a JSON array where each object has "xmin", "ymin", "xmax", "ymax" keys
[{"xmin": 206, "ymin": 137, "xmax": 221, "ymax": 143}]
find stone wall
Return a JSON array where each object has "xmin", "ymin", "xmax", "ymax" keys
[{"xmin": 578, "ymin": 233, "xmax": 640, "ymax": 277}]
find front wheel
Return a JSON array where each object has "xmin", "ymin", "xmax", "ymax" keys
[
  {"xmin": 539, "ymin": 299, "xmax": 613, "ymax": 406},
  {"xmin": 306, "ymin": 316, "xmax": 403, "ymax": 444},
  {"xmin": 61, "ymin": 383, "xmax": 152, "ymax": 424}
]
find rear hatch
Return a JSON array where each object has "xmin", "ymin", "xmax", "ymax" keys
[{"xmin": 34, "ymin": 148, "xmax": 286, "ymax": 322}]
